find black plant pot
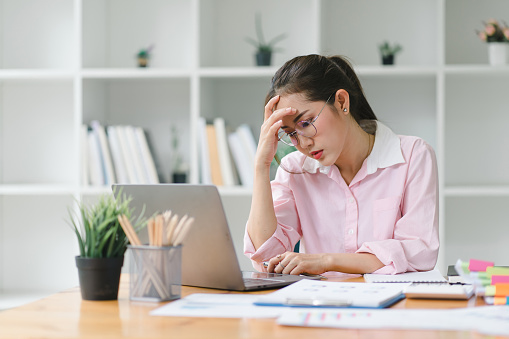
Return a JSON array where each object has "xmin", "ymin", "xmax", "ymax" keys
[
  {"xmin": 75, "ymin": 256, "xmax": 124, "ymax": 301},
  {"xmin": 255, "ymin": 51, "xmax": 272, "ymax": 66},
  {"xmin": 173, "ymin": 172, "xmax": 187, "ymax": 183},
  {"xmin": 382, "ymin": 55, "xmax": 395, "ymax": 65}
]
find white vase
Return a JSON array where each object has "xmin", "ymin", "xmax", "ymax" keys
[{"xmin": 488, "ymin": 43, "xmax": 507, "ymax": 66}]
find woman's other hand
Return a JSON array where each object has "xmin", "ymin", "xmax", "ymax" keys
[
  {"xmin": 267, "ymin": 252, "xmax": 329, "ymax": 275},
  {"xmin": 256, "ymin": 95, "xmax": 296, "ymax": 169}
]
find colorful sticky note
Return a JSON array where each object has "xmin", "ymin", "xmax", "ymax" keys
[
  {"xmin": 468, "ymin": 259, "xmax": 494, "ymax": 272},
  {"xmin": 485, "ymin": 283, "xmax": 509, "ymax": 297},
  {"xmin": 492, "ymin": 275, "xmax": 509, "ymax": 285},
  {"xmin": 494, "ymin": 296, "xmax": 509, "ymax": 305},
  {"xmin": 486, "ymin": 266, "xmax": 509, "ymax": 277}
]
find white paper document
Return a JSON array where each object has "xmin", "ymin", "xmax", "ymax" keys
[
  {"xmin": 364, "ymin": 269, "xmax": 447, "ymax": 283},
  {"xmin": 277, "ymin": 306, "xmax": 509, "ymax": 337},
  {"xmin": 150, "ymin": 293, "xmax": 283, "ymax": 318},
  {"xmin": 255, "ymin": 279, "xmax": 409, "ymax": 308}
]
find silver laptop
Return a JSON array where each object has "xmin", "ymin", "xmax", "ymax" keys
[{"xmin": 113, "ymin": 184, "xmax": 317, "ymax": 291}]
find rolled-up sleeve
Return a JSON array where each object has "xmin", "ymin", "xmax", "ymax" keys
[
  {"xmin": 244, "ymin": 168, "xmax": 302, "ymax": 271},
  {"xmin": 357, "ymin": 140, "xmax": 439, "ymax": 274}
]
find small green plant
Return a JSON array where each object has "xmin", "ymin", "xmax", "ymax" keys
[
  {"xmin": 378, "ymin": 41, "xmax": 403, "ymax": 58},
  {"xmin": 171, "ymin": 124, "xmax": 188, "ymax": 174},
  {"xmin": 245, "ymin": 12, "xmax": 287, "ymax": 53},
  {"xmin": 137, "ymin": 45, "xmax": 154, "ymax": 59},
  {"xmin": 68, "ymin": 191, "xmax": 146, "ymax": 258},
  {"xmin": 136, "ymin": 45, "xmax": 154, "ymax": 67},
  {"xmin": 477, "ymin": 19, "xmax": 509, "ymax": 42}
]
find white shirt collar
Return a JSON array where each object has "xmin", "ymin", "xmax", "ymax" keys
[{"xmin": 301, "ymin": 121, "xmax": 405, "ymax": 175}]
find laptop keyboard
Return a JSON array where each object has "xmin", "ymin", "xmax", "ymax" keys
[{"xmin": 243, "ymin": 278, "xmax": 285, "ymax": 286}]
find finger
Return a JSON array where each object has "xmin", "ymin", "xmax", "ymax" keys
[
  {"xmin": 265, "ymin": 107, "xmax": 297, "ymax": 126},
  {"xmin": 264, "ymin": 95, "xmax": 280, "ymax": 121},
  {"xmin": 267, "ymin": 256, "xmax": 281, "ymax": 273}
]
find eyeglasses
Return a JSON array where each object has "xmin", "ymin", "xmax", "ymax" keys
[{"xmin": 277, "ymin": 94, "xmax": 333, "ymax": 147}]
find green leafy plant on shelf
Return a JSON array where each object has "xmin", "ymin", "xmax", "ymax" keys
[
  {"xmin": 245, "ymin": 12, "xmax": 287, "ymax": 66},
  {"xmin": 68, "ymin": 191, "xmax": 146, "ymax": 258},
  {"xmin": 136, "ymin": 45, "xmax": 154, "ymax": 67},
  {"xmin": 378, "ymin": 41, "xmax": 403, "ymax": 65},
  {"xmin": 476, "ymin": 19, "xmax": 509, "ymax": 43}
]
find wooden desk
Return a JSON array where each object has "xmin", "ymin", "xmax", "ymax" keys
[{"xmin": 0, "ymin": 276, "xmax": 489, "ymax": 339}]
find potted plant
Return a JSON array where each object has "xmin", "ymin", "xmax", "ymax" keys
[
  {"xmin": 378, "ymin": 41, "xmax": 403, "ymax": 65},
  {"xmin": 68, "ymin": 191, "xmax": 146, "ymax": 300},
  {"xmin": 171, "ymin": 124, "xmax": 188, "ymax": 183},
  {"xmin": 136, "ymin": 45, "xmax": 154, "ymax": 67},
  {"xmin": 245, "ymin": 13, "xmax": 287, "ymax": 66},
  {"xmin": 476, "ymin": 19, "xmax": 509, "ymax": 66}
]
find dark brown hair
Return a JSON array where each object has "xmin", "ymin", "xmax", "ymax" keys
[
  {"xmin": 267, "ymin": 54, "xmax": 377, "ymax": 169},
  {"xmin": 266, "ymin": 54, "xmax": 377, "ymax": 123}
]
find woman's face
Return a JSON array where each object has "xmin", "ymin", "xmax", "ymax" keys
[{"xmin": 278, "ymin": 93, "xmax": 351, "ymax": 167}]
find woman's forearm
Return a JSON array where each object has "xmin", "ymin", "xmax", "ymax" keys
[
  {"xmin": 246, "ymin": 164, "xmax": 278, "ymax": 250},
  {"xmin": 325, "ymin": 253, "xmax": 384, "ymax": 274}
]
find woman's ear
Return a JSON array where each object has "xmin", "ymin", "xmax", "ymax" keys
[{"xmin": 334, "ymin": 89, "xmax": 350, "ymax": 114}]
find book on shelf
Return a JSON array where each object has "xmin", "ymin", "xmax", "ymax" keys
[
  {"xmin": 198, "ymin": 119, "xmax": 258, "ymax": 187},
  {"xmin": 124, "ymin": 126, "xmax": 147, "ymax": 184},
  {"xmin": 106, "ymin": 126, "xmax": 129, "ymax": 183},
  {"xmin": 236, "ymin": 124, "xmax": 257, "ymax": 179},
  {"xmin": 115, "ymin": 126, "xmax": 139, "ymax": 184},
  {"xmin": 228, "ymin": 131, "xmax": 253, "ymax": 187},
  {"xmin": 86, "ymin": 128, "xmax": 104, "ymax": 186},
  {"xmin": 91, "ymin": 120, "xmax": 116, "ymax": 185},
  {"xmin": 214, "ymin": 117, "xmax": 237, "ymax": 186},
  {"xmin": 205, "ymin": 123, "xmax": 223, "ymax": 186},
  {"xmin": 81, "ymin": 125, "xmax": 89, "ymax": 186},
  {"xmin": 198, "ymin": 117, "xmax": 212, "ymax": 185},
  {"xmin": 134, "ymin": 127, "xmax": 160, "ymax": 184},
  {"xmin": 82, "ymin": 123, "xmax": 160, "ymax": 186}
]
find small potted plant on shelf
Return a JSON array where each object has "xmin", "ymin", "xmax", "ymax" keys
[
  {"xmin": 245, "ymin": 12, "xmax": 287, "ymax": 66},
  {"xmin": 136, "ymin": 45, "xmax": 154, "ymax": 67},
  {"xmin": 476, "ymin": 19, "xmax": 509, "ymax": 66},
  {"xmin": 68, "ymin": 191, "xmax": 146, "ymax": 300},
  {"xmin": 378, "ymin": 41, "xmax": 403, "ymax": 65},
  {"xmin": 171, "ymin": 124, "xmax": 188, "ymax": 183}
]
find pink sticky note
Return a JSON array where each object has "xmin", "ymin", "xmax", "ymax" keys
[
  {"xmin": 468, "ymin": 259, "xmax": 494, "ymax": 272},
  {"xmin": 492, "ymin": 275, "xmax": 509, "ymax": 284}
]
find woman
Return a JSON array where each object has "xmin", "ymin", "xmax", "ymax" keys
[{"xmin": 244, "ymin": 54, "xmax": 439, "ymax": 276}]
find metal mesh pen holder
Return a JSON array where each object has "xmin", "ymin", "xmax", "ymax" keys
[{"xmin": 128, "ymin": 245, "xmax": 182, "ymax": 302}]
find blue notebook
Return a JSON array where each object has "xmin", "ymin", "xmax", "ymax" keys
[{"xmin": 254, "ymin": 279, "xmax": 408, "ymax": 309}]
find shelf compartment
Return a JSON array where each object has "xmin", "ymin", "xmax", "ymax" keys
[
  {"xmin": 445, "ymin": 0, "xmax": 509, "ymax": 65},
  {"xmin": 444, "ymin": 196, "xmax": 509, "ymax": 266},
  {"xmin": 82, "ymin": 0, "xmax": 193, "ymax": 69},
  {"xmin": 0, "ymin": 80, "xmax": 76, "ymax": 185},
  {"xmin": 200, "ymin": 77, "xmax": 267, "ymax": 140},
  {"xmin": 82, "ymin": 78, "xmax": 191, "ymax": 184},
  {"xmin": 320, "ymin": 0, "xmax": 439, "ymax": 66},
  {"xmin": 359, "ymin": 76, "xmax": 437, "ymax": 150},
  {"xmin": 444, "ymin": 74, "xmax": 509, "ymax": 186},
  {"xmin": 0, "ymin": 195, "xmax": 78, "ymax": 292},
  {"xmin": 0, "ymin": 0, "xmax": 76, "ymax": 70},
  {"xmin": 199, "ymin": 0, "xmax": 317, "ymax": 68}
]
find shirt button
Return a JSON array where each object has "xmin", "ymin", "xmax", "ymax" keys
[
  {"xmin": 348, "ymin": 229, "xmax": 354, "ymax": 235},
  {"xmin": 348, "ymin": 197, "xmax": 354, "ymax": 204}
]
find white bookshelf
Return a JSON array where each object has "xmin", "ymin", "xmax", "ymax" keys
[{"xmin": 1, "ymin": 0, "xmax": 509, "ymax": 307}]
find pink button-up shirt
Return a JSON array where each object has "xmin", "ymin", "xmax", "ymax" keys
[{"xmin": 244, "ymin": 122, "xmax": 439, "ymax": 275}]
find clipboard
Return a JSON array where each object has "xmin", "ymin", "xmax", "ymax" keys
[{"xmin": 254, "ymin": 279, "xmax": 409, "ymax": 309}]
